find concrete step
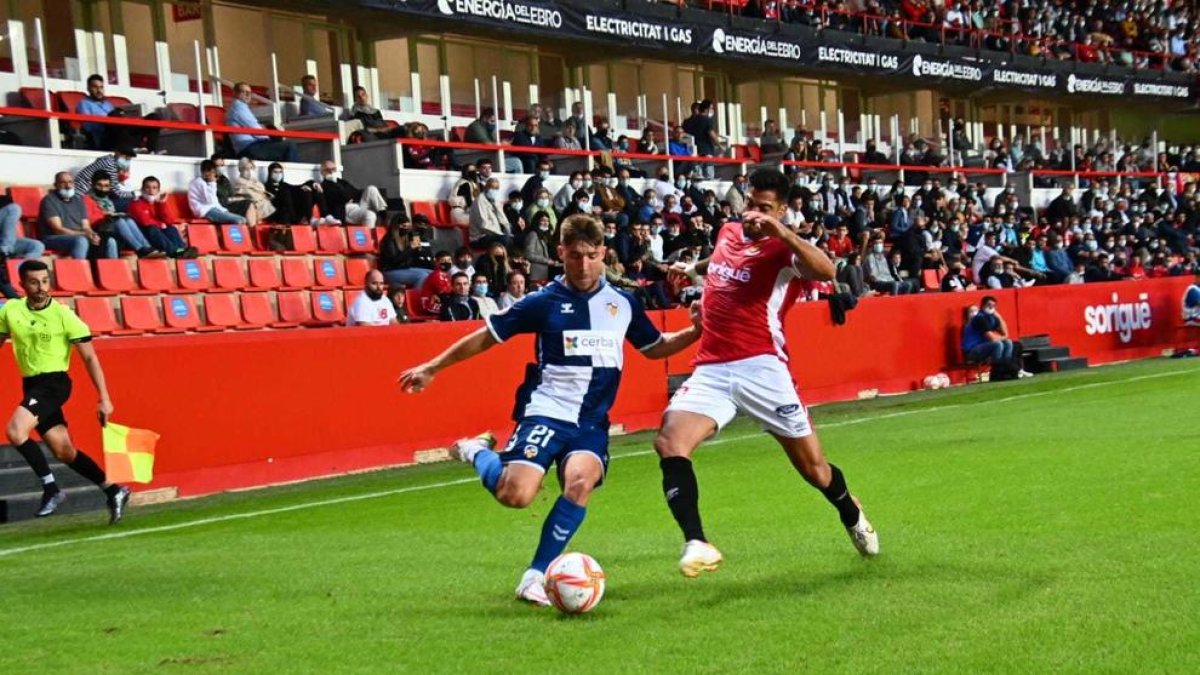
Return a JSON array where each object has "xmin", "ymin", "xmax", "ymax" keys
[
  {"xmin": 0, "ymin": 463, "xmax": 94, "ymax": 495},
  {"xmin": 1028, "ymin": 346, "xmax": 1070, "ymax": 362},
  {"xmin": 1020, "ymin": 334, "xmax": 1052, "ymax": 349},
  {"xmin": 1045, "ymin": 356, "xmax": 1089, "ymax": 372},
  {"xmin": 0, "ymin": 485, "xmax": 108, "ymax": 524}
]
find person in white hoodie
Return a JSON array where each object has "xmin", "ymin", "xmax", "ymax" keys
[{"xmin": 188, "ymin": 160, "xmax": 247, "ymax": 224}]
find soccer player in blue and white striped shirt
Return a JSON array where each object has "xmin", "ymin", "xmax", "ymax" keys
[{"xmin": 400, "ymin": 214, "xmax": 701, "ymax": 606}]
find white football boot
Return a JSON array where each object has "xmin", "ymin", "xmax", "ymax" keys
[
  {"xmin": 449, "ymin": 431, "xmax": 496, "ymax": 464},
  {"xmin": 845, "ymin": 497, "xmax": 880, "ymax": 557},
  {"xmin": 679, "ymin": 540, "xmax": 724, "ymax": 578},
  {"xmin": 515, "ymin": 568, "xmax": 551, "ymax": 607}
]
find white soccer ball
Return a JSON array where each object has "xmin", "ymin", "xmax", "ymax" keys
[
  {"xmin": 543, "ymin": 552, "xmax": 606, "ymax": 614},
  {"xmin": 923, "ymin": 374, "xmax": 942, "ymax": 390}
]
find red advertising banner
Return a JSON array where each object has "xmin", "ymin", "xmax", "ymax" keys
[{"xmin": 171, "ymin": 2, "xmax": 202, "ymax": 23}]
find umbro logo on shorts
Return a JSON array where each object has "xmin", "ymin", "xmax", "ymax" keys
[
  {"xmin": 28, "ymin": 398, "xmax": 37, "ymax": 406},
  {"xmin": 775, "ymin": 404, "xmax": 800, "ymax": 417}
]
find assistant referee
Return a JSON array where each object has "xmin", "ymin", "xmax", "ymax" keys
[{"xmin": 0, "ymin": 260, "xmax": 129, "ymax": 523}]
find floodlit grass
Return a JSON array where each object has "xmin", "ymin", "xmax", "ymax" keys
[{"xmin": 1, "ymin": 359, "xmax": 1197, "ymax": 673}]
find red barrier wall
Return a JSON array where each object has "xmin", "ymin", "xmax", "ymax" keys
[
  {"xmin": 0, "ymin": 323, "xmax": 668, "ymax": 497},
  {"xmin": 0, "ymin": 278, "xmax": 1192, "ymax": 498}
]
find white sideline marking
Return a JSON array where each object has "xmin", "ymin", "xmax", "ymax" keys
[{"xmin": 0, "ymin": 366, "xmax": 1193, "ymax": 560}]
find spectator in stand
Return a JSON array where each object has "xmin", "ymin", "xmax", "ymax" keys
[
  {"xmin": 862, "ymin": 139, "xmax": 889, "ymax": 165},
  {"xmin": 314, "ymin": 160, "xmax": 388, "ymax": 226},
  {"xmin": 465, "ymin": 107, "xmax": 521, "ymax": 173},
  {"xmin": 379, "ymin": 224, "xmax": 433, "ymax": 289},
  {"xmin": 440, "ymin": 272, "xmax": 481, "ymax": 322},
  {"xmin": 344, "ymin": 86, "xmax": 404, "ymax": 141},
  {"xmin": 469, "ymin": 178, "xmax": 512, "ymax": 249},
  {"xmin": 555, "ymin": 121, "xmax": 583, "ymax": 151},
  {"xmin": 474, "ymin": 241, "xmax": 513, "ymax": 297},
  {"xmin": 346, "ymin": 270, "xmax": 398, "ymax": 326},
  {"xmin": 523, "ymin": 211, "xmax": 556, "ymax": 284},
  {"xmin": 668, "ymin": 125, "xmax": 690, "ymax": 157},
  {"xmin": 940, "ymin": 261, "xmax": 975, "ymax": 292},
  {"xmin": 961, "ymin": 297, "xmax": 1032, "ymax": 379},
  {"xmin": 1066, "ymin": 260, "xmax": 1086, "ymax": 285},
  {"xmin": 298, "ymin": 75, "xmax": 335, "ymax": 118},
  {"xmin": 127, "ymin": 176, "xmax": 196, "ymax": 258},
  {"xmin": 566, "ymin": 101, "xmax": 588, "ymax": 146},
  {"xmin": 210, "ymin": 155, "xmax": 259, "ymax": 226},
  {"xmin": 453, "ymin": 164, "xmax": 481, "ymax": 210},
  {"xmin": 512, "ymin": 117, "xmax": 545, "ymax": 173},
  {"xmin": 75, "ymin": 74, "xmax": 160, "ymax": 152},
  {"xmin": 827, "ymin": 224, "xmax": 855, "ymax": 259},
  {"xmin": 503, "ymin": 190, "xmax": 527, "ymax": 239},
  {"xmin": 38, "ymin": 172, "xmax": 114, "ymax": 259},
  {"xmin": 419, "ymin": 250, "xmax": 454, "ymax": 315},
  {"xmin": 1085, "ymin": 252, "xmax": 1126, "ymax": 283},
  {"xmin": 189, "ymin": 159, "xmax": 247, "ymax": 225},
  {"xmin": 233, "ymin": 158, "xmax": 277, "ymax": 222},
  {"xmin": 228, "ymin": 82, "xmax": 299, "ymax": 162},
  {"xmin": 1045, "ymin": 184, "xmax": 1080, "ymax": 224},
  {"xmin": 470, "ymin": 272, "xmax": 500, "ymax": 318},
  {"xmin": 498, "ymin": 270, "xmax": 527, "ymax": 310},
  {"xmin": 524, "ymin": 189, "xmax": 557, "ymax": 231},
  {"xmin": 0, "ymin": 198, "xmax": 45, "ymax": 260},
  {"xmin": 450, "ymin": 247, "xmax": 476, "ymax": 278},
  {"xmin": 74, "ymin": 147, "xmax": 138, "ymax": 203},
  {"xmin": 520, "ymin": 159, "xmax": 553, "ymax": 205},
  {"xmin": 263, "ymin": 162, "xmax": 317, "ymax": 225},
  {"xmin": 860, "ymin": 232, "xmax": 914, "ymax": 295},
  {"xmin": 86, "ymin": 171, "xmax": 163, "ymax": 258},
  {"xmin": 758, "ymin": 119, "xmax": 785, "ymax": 154},
  {"xmin": 725, "ymin": 174, "xmax": 748, "ymax": 215}
]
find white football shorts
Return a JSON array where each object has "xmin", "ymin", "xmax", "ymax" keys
[{"xmin": 665, "ymin": 354, "xmax": 812, "ymax": 438}]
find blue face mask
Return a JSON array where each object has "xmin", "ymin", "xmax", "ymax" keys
[
  {"xmin": 116, "ymin": 157, "xmax": 131, "ymax": 170},
  {"xmin": 58, "ymin": 187, "xmax": 75, "ymax": 201},
  {"xmin": 472, "ymin": 283, "xmax": 488, "ymax": 297}
]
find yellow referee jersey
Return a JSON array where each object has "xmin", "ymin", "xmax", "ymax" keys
[{"xmin": 0, "ymin": 299, "xmax": 92, "ymax": 377}]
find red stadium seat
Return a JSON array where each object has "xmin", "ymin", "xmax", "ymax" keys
[
  {"xmin": 921, "ymin": 269, "xmax": 943, "ymax": 292},
  {"xmin": 212, "ymin": 258, "xmax": 250, "ymax": 291},
  {"xmin": 435, "ymin": 201, "xmax": 451, "ymax": 225},
  {"xmin": 186, "ymin": 224, "xmax": 221, "ymax": 253},
  {"xmin": 120, "ymin": 296, "xmax": 181, "ymax": 334},
  {"xmin": 176, "ymin": 258, "xmax": 218, "ymax": 292},
  {"xmin": 277, "ymin": 291, "xmax": 314, "ymax": 324},
  {"xmin": 6, "ymin": 260, "xmax": 23, "ymax": 296},
  {"xmin": 247, "ymin": 258, "xmax": 285, "ymax": 290},
  {"xmin": 310, "ymin": 290, "xmax": 345, "ymax": 325},
  {"xmin": 410, "ymin": 201, "xmax": 438, "ymax": 224},
  {"xmin": 346, "ymin": 226, "xmax": 374, "ymax": 254},
  {"xmin": 94, "ymin": 259, "xmax": 146, "ymax": 295},
  {"xmin": 162, "ymin": 295, "xmax": 218, "ymax": 332},
  {"xmin": 313, "ymin": 258, "xmax": 346, "ymax": 288},
  {"xmin": 203, "ymin": 294, "xmax": 254, "ymax": 330},
  {"xmin": 52, "ymin": 259, "xmax": 107, "ymax": 296},
  {"xmin": 239, "ymin": 293, "xmax": 295, "ymax": 329},
  {"xmin": 165, "ymin": 102, "xmax": 199, "ymax": 123},
  {"xmin": 137, "ymin": 258, "xmax": 180, "ymax": 293},
  {"xmin": 288, "ymin": 225, "xmax": 318, "ymax": 255},
  {"xmin": 75, "ymin": 297, "xmax": 141, "ymax": 337},
  {"xmin": 316, "ymin": 226, "xmax": 347, "ymax": 254},
  {"xmin": 344, "ymin": 258, "xmax": 372, "ymax": 287},
  {"xmin": 7, "ymin": 187, "xmax": 46, "ymax": 230},
  {"xmin": 280, "ymin": 258, "xmax": 314, "ymax": 289},
  {"xmin": 18, "ymin": 87, "xmax": 50, "ymax": 110},
  {"xmin": 219, "ymin": 224, "xmax": 255, "ymax": 254}
]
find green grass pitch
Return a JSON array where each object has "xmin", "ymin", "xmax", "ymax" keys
[{"xmin": 1, "ymin": 359, "xmax": 1197, "ymax": 673}]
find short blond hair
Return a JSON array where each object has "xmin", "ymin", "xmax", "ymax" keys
[{"xmin": 559, "ymin": 214, "xmax": 604, "ymax": 246}]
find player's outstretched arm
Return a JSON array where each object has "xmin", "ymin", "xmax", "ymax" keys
[
  {"xmin": 642, "ymin": 302, "xmax": 702, "ymax": 360},
  {"xmin": 398, "ymin": 326, "xmax": 499, "ymax": 393},
  {"xmin": 75, "ymin": 341, "xmax": 114, "ymax": 425}
]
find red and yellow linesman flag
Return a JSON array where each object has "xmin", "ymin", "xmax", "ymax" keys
[{"xmin": 102, "ymin": 423, "xmax": 160, "ymax": 484}]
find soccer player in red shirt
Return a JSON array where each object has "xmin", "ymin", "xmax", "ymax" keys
[{"xmin": 656, "ymin": 169, "xmax": 879, "ymax": 577}]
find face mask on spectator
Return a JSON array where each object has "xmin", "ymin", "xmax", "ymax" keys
[
  {"xmin": 538, "ymin": 222, "xmax": 550, "ymax": 232},
  {"xmin": 582, "ymin": 178, "xmax": 593, "ymax": 189},
  {"xmin": 676, "ymin": 178, "xmax": 687, "ymax": 189},
  {"xmin": 1086, "ymin": 240, "xmax": 1099, "ymax": 251},
  {"xmin": 983, "ymin": 307, "xmax": 996, "ymax": 315},
  {"xmin": 141, "ymin": 191, "xmax": 157, "ymax": 202},
  {"xmin": 439, "ymin": 261, "xmax": 452, "ymax": 272},
  {"xmin": 571, "ymin": 179, "xmax": 583, "ymax": 190},
  {"xmin": 327, "ymin": 171, "xmax": 341, "ymax": 182},
  {"xmin": 607, "ymin": 177, "xmax": 618, "ymax": 188},
  {"xmin": 511, "ymin": 200, "xmax": 523, "ymax": 212},
  {"xmin": 472, "ymin": 283, "xmax": 488, "ymax": 297},
  {"xmin": 270, "ymin": 171, "xmax": 283, "ymax": 182},
  {"xmin": 537, "ymin": 198, "xmax": 550, "ymax": 208},
  {"xmin": 539, "ymin": 170, "xmax": 550, "ymax": 180},
  {"xmin": 116, "ymin": 157, "xmax": 131, "ymax": 170},
  {"xmin": 577, "ymin": 200, "xmax": 590, "ymax": 210},
  {"xmin": 873, "ymin": 243, "xmax": 884, "ymax": 254},
  {"xmin": 486, "ymin": 189, "xmax": 500, "ymax": 201}
]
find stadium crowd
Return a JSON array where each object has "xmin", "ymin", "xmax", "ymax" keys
[
  {"xmin": 4, "ymin": 71, "xmax": 1198, "ymax": 325},
  {"xmin": 725, "ymin": 0, "xmax": 1198, "ymax": 71}
]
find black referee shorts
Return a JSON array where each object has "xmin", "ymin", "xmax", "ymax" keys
[{"xmin": 20, "ymin": 372, "xmax": 73, "ymax": 436}]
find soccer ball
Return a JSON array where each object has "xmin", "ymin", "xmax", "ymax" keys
[
  {"xmin": 923, "ymin": 373, "xmax": 952, "ymax": 390},
  {"xmin": 543, "ymin": 552, "xmax": 606, "ymax": 614}
]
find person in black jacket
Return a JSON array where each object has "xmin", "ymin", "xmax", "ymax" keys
[
  {"xmin": 440, "ymin": 272, "xmax": 481, "ymax": 321},
  {"xmin": 380, "ymin": 224, "xmax": 434, "ymax": 289},
  {"xmin": 263, "ymin": 162, "xmax": 316, "ymax": 225}
]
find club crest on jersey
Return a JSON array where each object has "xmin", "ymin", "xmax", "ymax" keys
[
  {"xmin": 523, "ymin": 445, "xmax": 539, "ymax": 458},
  {"xmin": 560, "ymin": 303, "xmax": 575, "ymax": 314},
  {"xmin": 605, "ymin": 302, "xmax": 619, "ymax": 317}
]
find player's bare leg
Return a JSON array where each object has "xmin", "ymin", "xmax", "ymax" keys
[
  {"xmin": 6, "ymin": 406, "xmax": 64, "ymax": 517},
  {"xmin": 42, "ymin": 425, "xmax": 130, "ymax": 524},
  {"xmin": 654, "ymin": 411, "xmax": 724, "ymax": 576},
  {"xmin": 773, "ymin": 432, "xmax": 879, "ymax": 556},
  {"xmin": 514, "ymin": 454, "xmax": 602, "ymax": 606}
]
